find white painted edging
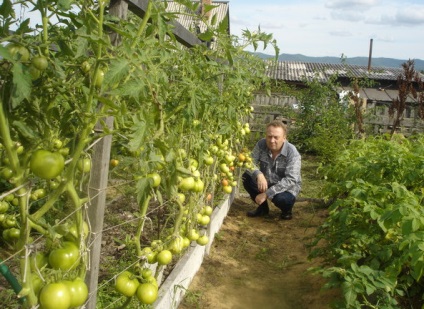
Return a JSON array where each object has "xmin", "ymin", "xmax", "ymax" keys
[{"xmin": 154, "ymin": 191, "xmax": 235, "ymax": 309}]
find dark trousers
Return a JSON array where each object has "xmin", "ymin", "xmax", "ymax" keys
[{"xmin": 242, "ymin": 171, "xmax": 296, "ymax": 215}]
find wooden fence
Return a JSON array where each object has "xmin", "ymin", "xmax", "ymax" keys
[{"xmin": 249, "ymin": 92, "xmax": 424, "ymax": 136}]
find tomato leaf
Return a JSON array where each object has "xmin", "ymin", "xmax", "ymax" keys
[
  {"xmin": 128, "ymin": 116, "xmax": 147, "ymax": 152},
  {"xmin": 57, "ymin": 39, "xmax": 75, "ymax": 57},
  {"xmin": 12, "ymin": 120, "xmax": 39, "ymax": 141},
  {"xmin": 0, "ymin": 0, "xmax": 13, "ymax": 19},
  {"xmin": 105, "ymin": 59, "xmax": 130, "ymax": 87},
  {"xmin": 15, "ymin": 18, "xmax": 31, "ymax": 35},
  {"xmin": 57, "ymin": 0, "xmax": 73, "ymax": 11},
  {"xmin": 11, "ymin": 63, "xmax": 31, "ymax": 108}
]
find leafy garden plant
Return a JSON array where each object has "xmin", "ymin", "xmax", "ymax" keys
[{"xmin": 310, "ymin": 134, "xmax": 424, "ymax": 308}]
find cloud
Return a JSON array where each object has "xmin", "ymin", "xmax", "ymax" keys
[
  {"xmin": 396, "ymin": 7, "xmax": 424, "ymax": 24},
  {"xmin": 325, "ymin": 0, "xmax": 378, "ymax": 10},
  {"xmin": 330, "ymin": 10, "xmax": 365, "ymax": 21},
  {"xmin": 365, "ymin": 6, "xmax": 424, "ymax": 26},
  {"xmin": 329, "ymin": 30, "xmax": 353, "ymax": 37}
]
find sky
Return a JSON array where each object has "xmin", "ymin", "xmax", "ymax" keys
[{"xmin": 228, "ymin": 0, "xmax": 424, "ymax": 61}]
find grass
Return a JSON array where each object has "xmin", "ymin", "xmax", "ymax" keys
[{"xmin": 299, "ymin": 154, "xmax": 325, "ymax": 200}]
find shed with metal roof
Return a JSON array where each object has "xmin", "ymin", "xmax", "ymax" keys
[{"xmin": 252, "ymin": 61, "xmax": 424, "ymax": 135}]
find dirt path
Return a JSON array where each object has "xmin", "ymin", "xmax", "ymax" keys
[{"xmin": 179, "ymin": 196, "xmax": 341, "ymax": 309}]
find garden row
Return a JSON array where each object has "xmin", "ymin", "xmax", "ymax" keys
[
  {"xmin": 310, "ymin": 134, "xmax": 424, "ymax": 308},
  {"xmin": 0, "ymin": 0, "xmax": 276, "ymax": 308}
]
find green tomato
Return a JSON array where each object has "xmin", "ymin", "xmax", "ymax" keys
[
  {"xmin": 198, "ymin": 215, "xmax": 210, "ymax": 226},
  {"xmin": 94, "ymin": 69, "xmax": 104, "ymax": 88},
  {"xmin": 1, "ymin": 167, "xmax": 13, "ymax": 180},
  {"xmin": 30, "ymin": 150, "xmax": 65, "ymax": 180},
  {"xmin": 30, "ymin": 252, "xmax": 48, "ymax": 271},
  {"xmin": 178, "ymin": 177, "xmax": 195, "ymax": 191},
  {"xmin": 28, "ymin": 66, "xmax": 41, "ymax": 80},
  {"xmin": 33, "ymin": 188, "xmax": 47, "ymax": 200},
  {"xmin": 7, "ymin": 43, "xmax": 30, "ymax": 62},
  {"xmin": 169, "ymin": 236, "xmax": 184, "ymax": 254},
  {"xmin": 115, "ymin": 271, "xmax": 140, "ymax": 297},
  {"xmin": 31, "ymin": 273, "xmax": 44, "ymax": 296},
  {"xmin": 192, "ymin": 178, "xmax": 204, "ymax": 192},
  {"xmin": 142, "ymin": 247, "xmax": 158, "ymax": 264},
  {"xmin": 176, "ymin": 193, "xmax": 186, "ymax": 204},
  {"xmin": 62, "ymin": 278, "xmax": 88, "ymax": 308},
  {"xmin": 48, "ymin": 241, "xmax": 80, "ymax": 271},
  {"xmin": 156, "ymin": 250, "xmax": 173, "ymax": 265},
  {"xmin": 4, "ymin": 194, "xmax": 14, "ymax": 202},
  {"xmin": 49, "ymin": 179, "xmax": 60, "ymax": 190},
  {"xmin": 52, "ymin": 139, "xmax": 63, "ymax": 149},
  {"xmin": 147, "ymin": 173, "xmax": 161, "ymax": 188},
  {"xmin": 187, "ymin": 229, "xmax": 199, "ymax": 241},
  {"xmin": 31, "ymin": 55, "xmax": 48, "ymax": 70},
  {"xmin": 202, "ymin": 205, "xmax": 213, "ymax": 216},
  {"xmin": 65, "ymin": 221, "xmax": 89, "ymax": 242},
  {"xmin": 141, "ymin": 268, "xmax": 153, "ymax": 279},
  {"xmin": 39, "ymin": 282, "xmax": 71, "ymax": 309},
  {"xmin": 204, "ymin": 155, "xmax": 214, "ymax": 166},
  {"xmin": 3, "ymin": 215, "xmax": 17, "ymax": 228},
  {"xmin": 81, "ymin": 61, "xmax": 91, "ymax": 74},
  {"xmin": 0, "ymin": 201, "xmax": 9, "ymax": 213},
  {"xmin": 182, "ymin": 237, "xmax": 191, "ymax": 248},
  {"xmin": 2, "ymin": 228, "xmax": 20, "ymax": 242},
  {"xmin": 189, "ymin": 158, "xmax": 198, "ymax": 169},
  {"xmin": 77, "ymin": 158, "xmax": 92, "ymax": 173},
  {"xmin": 7, "ymin": 228, "xmax": 20, "ymax": 239},
  {"xmin": 196, "ymin": 235, "xmax": 209, "ymax": 246},
  {"xmin": 136, "ymin": 283, "xmax": 158, "ymax": 305}
]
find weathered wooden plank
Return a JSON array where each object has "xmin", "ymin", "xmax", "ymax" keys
[{"xmin": 126, "ymin": 0, "xmax": 205, "ymax": 48}]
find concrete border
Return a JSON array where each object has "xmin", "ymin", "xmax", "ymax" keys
[{"xmin": 154, "ymin": 190, "xmax": 235, "ymax": 309}]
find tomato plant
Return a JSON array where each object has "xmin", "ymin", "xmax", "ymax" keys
[{"xmin": 0, "ymin": 0, "xmax": 277, "ymax": 307}]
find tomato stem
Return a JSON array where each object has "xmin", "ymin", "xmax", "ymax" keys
[
  {"xmin": 131, "ymin": 0, "xmax": 153, "ymax": 49},
  {"xmin": 135, "ymin": 194, "xmax": 152, "ymax": 257},
  {"xmin": 173, "ymin": 198, "xmax": 184, "ymax": 235}
]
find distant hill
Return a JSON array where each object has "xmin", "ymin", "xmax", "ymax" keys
[{"xmin": 254, "ymin": 52, "xmax": 424, "ymax": 72}]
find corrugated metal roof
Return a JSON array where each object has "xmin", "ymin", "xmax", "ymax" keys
[
  {"xmin": 265, "ymin": 61, "xmax": 424, "ymax": 83},
  {"xmin": 165, "ymin": 1, "xmax": 229, "ymax": 44}
]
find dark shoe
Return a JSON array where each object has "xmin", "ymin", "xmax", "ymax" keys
[
  {"xmin": 280, "ymin": 213, "xmax": 292, "ymax": 220},
  {"xmin": 247, "ymin": 207, "xmax": 269, "ymax": 217}
]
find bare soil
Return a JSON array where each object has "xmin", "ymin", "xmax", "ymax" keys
[{"xmin": 179, "ymin": 195, "xmax": 341, "ymax": 309}]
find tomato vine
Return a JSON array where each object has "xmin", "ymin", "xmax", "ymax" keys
[{"xmin": 0, "ymin": 0, "xmax": 275, "ymax": 308}]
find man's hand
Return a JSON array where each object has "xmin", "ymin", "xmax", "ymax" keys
[{"xmin": 257, "ymin": 173, "xmax": 268, "ymax": 193}]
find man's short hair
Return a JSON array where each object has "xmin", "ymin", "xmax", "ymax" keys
[{"xmin": 266, "ymin": 120, "xmax": 287, "ymax": 134}]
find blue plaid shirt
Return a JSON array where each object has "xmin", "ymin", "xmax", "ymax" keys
[{"xmin": 249, "ymin": 138, "xmax": 302, "ymax": 199}]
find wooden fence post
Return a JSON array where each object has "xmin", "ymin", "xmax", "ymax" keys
[{"xmin": 85, "ymin": 116, "xmax": 114, "ymax": 309}]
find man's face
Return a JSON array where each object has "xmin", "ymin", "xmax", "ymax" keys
[{"xmin": 265, "ymin": 126, "xmax": 286, "ymax": 153}]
